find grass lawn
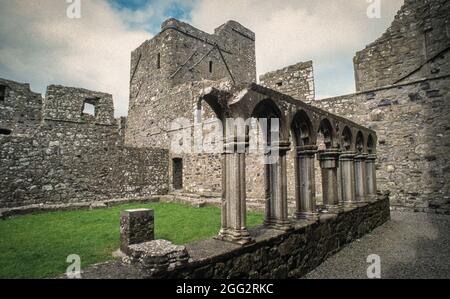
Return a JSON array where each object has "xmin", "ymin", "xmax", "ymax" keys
[{"xmin": 0, "ymin": 202, "xmax": 264, "ymax": 279}]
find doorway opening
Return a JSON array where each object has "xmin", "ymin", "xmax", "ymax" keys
[{"xmin": 172, "ymin": 158, "xmax": 183, "ymax": 190}]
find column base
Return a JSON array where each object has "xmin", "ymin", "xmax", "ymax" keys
[
  {"xmin": 295, "ymin": 211, "xmax": 319, "ymax": 222},
  {"xmin": 264, "ymin": 219, "xmax": 293, "ymax": 232},
  {"xmin": 216, "ymin": 228, "xmax": 254, "ymax": 246}
]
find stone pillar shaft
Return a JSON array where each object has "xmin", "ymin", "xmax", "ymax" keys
[
  {"xmin": 264, "ymin": 142, "xmax": 292, "ymax": 230},
  {"xmin": 355, "ymin": 153, "xmax": 368, "ymax": 203},
  {"xmin": 366, "ymin": 154, "xmax": 377, "ymax": 199},
  {"xmin": 340, "ymin": 152, "xmax": 357, "ymax": 206},
  {"xmin": 318, "ymin": 150, "xmax": 341, "ymax": 212},
  {"xmin": 295, "ymin": 146, "xmax": 319, "ymax": 220},
  {"xmin": 218, "ymin": 139, "xmax": 252, "ymax": 245}
]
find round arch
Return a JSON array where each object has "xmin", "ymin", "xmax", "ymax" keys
[
  {"xmin": 291, "ymin": 110, "xmax": 313, "ymax": 147},
  {"xmin": 317, "ymin": 118, "xmax": 334, "ymax": 149},
  {"xmin": 355, "ymin": 131, "xmax": 365, "ymax": 154},
  {"xmin": 342, "ymin": 126, "xmax": 353, "ymax": 151}
]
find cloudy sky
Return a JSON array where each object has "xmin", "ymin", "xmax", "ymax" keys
[{"xmin": 0, "ymin": 0, "xmax": 404, "ymax": 116}]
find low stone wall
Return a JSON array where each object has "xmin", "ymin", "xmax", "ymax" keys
[{"xmin": 78, "ymin": 194, "xmax": 390, "ymax": 279}]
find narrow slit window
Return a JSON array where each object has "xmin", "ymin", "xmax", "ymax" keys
[
  {"xmin": 0, "ymin": 85, "xmax": 6, "ymax": 102},
  {"xmin": 209, "ymin": 61, "xmax": 213, "ymax": 73},
  {"xmin": 157, "ymin": 53, "xmax": 161, "ymax": 69}
]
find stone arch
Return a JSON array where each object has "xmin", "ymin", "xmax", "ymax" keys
[
  {"xmin": 356, "ymin": 131, "xmax": 365, "ymax": 154},
  {"xmin": 317, "ymin": 118, "xmax": 334, "ymax": 150},
  {"xmin": 198, "ymin": 95, "xmax": 225, "ymax": 121},
  {"xmin": 291, "ymin": 110, "xmax": 313, "ymax": 147},
  {"xmin": 251, "ymin": 98, "xmax": 288, "ymax": 144},
  {"xmin": 342, "ymin": 126, "xmax": 353, "ymax": 151},
  {"xmin": 252, "ymin": 98, "xmax": 291, "ymax": 230}
]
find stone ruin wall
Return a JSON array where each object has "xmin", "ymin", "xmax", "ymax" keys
[
  {"xmin": 312, "ymin": 75, "xmax": 450, "ymax": 213},
  {"xmin": 0, "ymin": 78, "xmax": 169, "ymax": 209},
  {"xmin": 310, "ymin": 0, "xmax": 450, "ymax": 213},
  {"xmin": 2, "ymin": 0, "xmax": 449, "ymax": 213},
  {"xmin": 354, "ymin": 0, "xmax": 450, "ymax": 91}
]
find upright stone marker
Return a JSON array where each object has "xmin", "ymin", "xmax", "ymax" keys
[{"xmin": 120, "ymin": 209, "xmax": 154, "ymax": 254}]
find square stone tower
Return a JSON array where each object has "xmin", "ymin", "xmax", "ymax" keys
[{"xmin": 125, "ymin": 19, "xmax": 256, "ymax": 148}]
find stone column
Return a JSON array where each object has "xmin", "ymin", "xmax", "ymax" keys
[
  {"xmin": 366, "ymin": 154, "xmax": 378, "ymax": 201},
  {"xmin": 217, "ymin": 138, "xmax": 253, "ymax": 245},
  {"xmin": 295, "ymin": 146, "xmax": 319, "ymax": 221},
  {"xmin": 354, "ymin": 153, "xmax": 368, "ymax": 203},
  {"xmin": 264, "ymin": 141, "xmax": 292, "ymax": 231},
  {"xmin": 340, "ymin": 152, "xmax": 357, "ymax": 207},
  {"xmin": 120, "ymin": 209, "xmax": 154, "ymax": 254},
  {"xmin": 318, "ymin": 149, "xmax": 342, "ymax": 213}
]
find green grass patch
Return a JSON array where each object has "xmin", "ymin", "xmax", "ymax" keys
[{"xmin": 0, "ymin": 202, "xmax": 264, "ymax": 279}]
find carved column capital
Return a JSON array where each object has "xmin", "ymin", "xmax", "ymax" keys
[
  {"xmin": 296, "ymin": 145, "xmax": 318, "ymax": 156},
  {"xmin": 355, "ymin": 153, "xmax": 369, "ymax": 161},
  {"xmin": 340, "ymin": 151, "xmax": 357, "ymax": 161},
  {"xmin": 318, "ymin": 149, "xmax": 341, "ymax": 169},
  {"xmin": 268, "ymin": 140, "xmax": 291, "ymax": 153},
  {"xmin": 223, "ymin": 136, "xmax": 249, "ymax": 154},
  {"xmin": 366, "ymin": 154, "xmax": 377, "ymax": 161}
]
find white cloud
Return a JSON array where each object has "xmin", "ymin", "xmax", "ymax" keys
[
  {"xmin": 0, "ymin": 0, "xmax": 405, "ymax": 116},
  {"xmin": 190, "ymin": 0, "xmax": 404, "ymax": 98},
  {"xmin": 0, "ymin": 0, "xmax": 150, "ymax": 116}
]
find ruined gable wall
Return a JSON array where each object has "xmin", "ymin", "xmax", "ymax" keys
[
  {"xmin": 0, "ymin": 81, "xmax": 169, "ymax": 209},
  {"xmin": 354, "ymin": 0, "xmax": 450, "ymax": 91},
  {"xmin": 311, "ymin": 76, "xmax": 450, "ymax": 213}
]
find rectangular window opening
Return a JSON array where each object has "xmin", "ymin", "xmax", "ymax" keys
[
  {"xmin": 82, "ymin": 98, "xmax": 98, "ymax": 117},
  {"xmin": 157, "ymin": 53, "xmax": 161, "ymax": 69},
  {"xmin": 209, "ymin": 61, "xmax": 213, "ymax": 73}
]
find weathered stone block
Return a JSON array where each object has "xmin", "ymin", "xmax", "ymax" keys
[
  {"xmin": 124, "ymin": 239, "xmax": 189, "ymax": 274},
  {"xmin": 120, "ymin": 209, "xmax": 154, "ymax": 254}
]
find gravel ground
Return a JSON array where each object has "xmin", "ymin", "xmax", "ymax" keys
[{"xmin": 304, "ymin": 211, "xmax": 450, "ymax": 279}]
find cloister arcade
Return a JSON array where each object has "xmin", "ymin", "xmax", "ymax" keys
[{"xmin": 201, "ymin": 84, "xmax": 378, "ymax": 245}]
